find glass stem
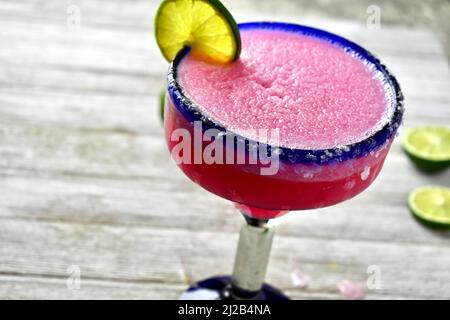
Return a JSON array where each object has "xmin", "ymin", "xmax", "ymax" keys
[{"xmin": 230, "ymin": 215, "xmax": 275, "ymax": 299}]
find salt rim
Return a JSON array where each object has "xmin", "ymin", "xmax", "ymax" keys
[{"xmin": 167, "ymin": 22, "xmax": 405, "ymax": 165}]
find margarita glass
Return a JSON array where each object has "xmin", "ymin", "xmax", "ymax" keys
[{"xmin": 164, "ymin": 22, "xmax": 404, "ymax": 300}]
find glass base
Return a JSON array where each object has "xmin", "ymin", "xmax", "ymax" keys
[
  {"xmin": 235, "ymin": 203, "xmax": 290, "ymax": 220},
  {"xmin": 179, "ymin": 276, "xmax": 289, "ymax": 300}
]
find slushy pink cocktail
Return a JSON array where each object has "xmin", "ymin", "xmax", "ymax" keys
[{"xmin": 165, "ymin": 22, "xmax": 404, "ymax": 220}]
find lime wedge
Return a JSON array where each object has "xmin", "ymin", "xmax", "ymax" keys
[
  {"xmin": 402, "ymin": 126, "xmax": 450, "ymax": 171},
  {"xmin": 159, "ymin": 89, "xmax": 165, "ymax": 121},
  {"xmin": 409, "ymin": 186, "xmax": 450, "ymax": 229},
  {"xmin": 154, "ymin": 0, "xmax": 241, "ymax": 64}
]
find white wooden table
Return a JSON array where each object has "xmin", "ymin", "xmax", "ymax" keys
[{"xmin": 0, "ymin": 0, "xmax": 449, "ymax": 299}]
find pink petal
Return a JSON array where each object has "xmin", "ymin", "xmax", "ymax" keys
[
  {"xmin": 338, "ymin": 280, "xmax": 365, "ymax": 300},
  {"xmin": 178, "ymin": 267, "xmax": 193, "ymax": 285},
  {"xmin": 178, "ymin": 256, "xmax": 193, "ymax": 285},
  {"xmin": 291, "ymin": 270, "xmax": 309, "ymax": 289}
]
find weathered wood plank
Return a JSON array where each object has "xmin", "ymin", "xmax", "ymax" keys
[
  {"xmin": 0, "ymin": 219, "xmax": 449, "ymax": 299},
  {"xmin": 0, "ymin": 3, "xmax": 446, "ymax": 59},
  {"xmin": 0, "ymin": 0, "xmax": 158, "ymax": 30},
  {"xmin": 0, "ymin": 274, "xmax": 428, "ymax": 300},
  {"xmin": 0, "ymin": 91, "xmax": 163, "ymax": 135},
  {"xmin": 0, "ymin": 0, "xmax": 445, "ymax": 57},
  {"xmin": 0, "ymin": 275, "xmax": 185, "ymax": 300}
]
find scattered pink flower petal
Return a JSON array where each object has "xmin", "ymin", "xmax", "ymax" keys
[
  {"xmin": 291, "ymin": 270, "xmax": 309, "ymax": 289},
  {"xmin": 338, "ymin": 280, "xmax": 365, "ymax": 300},
  {"xmin": 178, "ymin": 267, "xmax": 193, "ymax": 285},
  {"xmin": 178, "ymin": 256, "xmax": 193, "ymax": 285}
]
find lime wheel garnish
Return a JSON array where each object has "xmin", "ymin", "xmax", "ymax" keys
[
  {"xmin": 402, "ymin": 126, "xmax": 450, "ymax": 171},
  {"xmin": 155, "ymin": 0, "xmax": 241, "ymax": 64},
  {"xmin": 409, "ymin": 186, "xmax": 450, "ymax": 229}
]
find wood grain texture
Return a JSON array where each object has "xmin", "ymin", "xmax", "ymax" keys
[{"xmin": 0, "ymin": 0, "xmax": 449, "ymax": 300}]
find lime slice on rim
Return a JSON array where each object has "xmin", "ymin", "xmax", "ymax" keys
[
  {"xmin": 402, "ymin": 126, "xmax": 450, "ymax": 171},
  {"xmin": 409, "ymin": 186, "xmax": 450, "ymax": 229},
  {"xmin": 154, "ymin": 0, "xmax": 241, "ymax": 64}
]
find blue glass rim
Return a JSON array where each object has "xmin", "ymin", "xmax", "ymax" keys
[{"xmin": 167, "ymin": 22, "xmax": 405, "ymax": 165}]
